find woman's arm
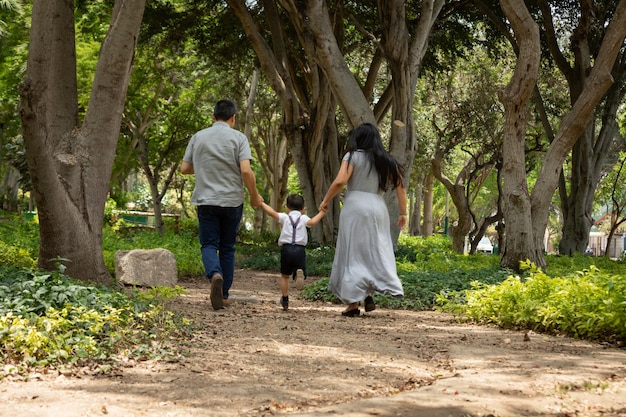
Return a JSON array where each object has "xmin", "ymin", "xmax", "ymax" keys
[
  {"xmin": 319, "ymin": 161, "xmax": 353, "ymax": 212},
  {"xmin": 396, "ymin": 182, "xmax": 408, "ymax": 229}
]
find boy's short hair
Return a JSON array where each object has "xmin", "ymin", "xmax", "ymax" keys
[{"xmin": 286, "ymin": 194, "xmax": 305, "ymax": 211}]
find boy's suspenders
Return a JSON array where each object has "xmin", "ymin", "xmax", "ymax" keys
[{"xmin": 288, "ymin": 214, "xmax": 302, "ymax": 244}]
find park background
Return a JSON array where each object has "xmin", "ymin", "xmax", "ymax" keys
[{"xmin": 0, "ymin": 0, "xmax": 626, "ymax": 375}]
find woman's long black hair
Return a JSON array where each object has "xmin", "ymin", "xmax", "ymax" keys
[{"xmin": 346, "ymin": 123, "xmax": 405, "ymax": 191}]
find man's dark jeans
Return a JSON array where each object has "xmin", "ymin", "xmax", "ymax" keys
[{"xmin": 197, "ymin": 204, "xmax": 243, "ymax": 299}]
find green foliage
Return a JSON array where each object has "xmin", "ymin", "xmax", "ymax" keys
[
  {"xmin": 437, "ymin": 261, "xmax": 626, "ymax": 342},
  {"xmin": 1, "ymin": 214, "xmax": 204, "ymax": 277},
  {"xmin": 0, "ymin": 215, "xmax": 38, "ymax": 268},
  {"xmin": 5, "ymin": 215, "xmax": 626, "ymax": 344},
  {"xmin": 0, "ymin": 241, "xmax": 36, "ymax": 268},
  {"xmin": 300, "ymin": 277, "xmax": 335, "ymax": 302},
  {"xmin": 301, "ymin": 235, "xmax": 508, "ymax": 310},
  {"xmin": 0, "ymin": 214, "xmax": 39, "ymax": 251},
  {"xmin": 395, "ymin": 234, "xmax": 454, "ymax": 261},
  {"xmin": 545, "ymin": 253, "xmax": 626, "ymax": 276},
  {"xmin": 0, "ymin": 265, "xmax": 191, "ymax": 375}
]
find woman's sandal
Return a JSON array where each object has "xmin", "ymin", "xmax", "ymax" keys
[
  {"xmin": 341, "ymin": 308, "xmax": 361, "ymax": 317},
  {"xmin": 364, "ymin": 296, "xmax": 376, "ymax": 312}
]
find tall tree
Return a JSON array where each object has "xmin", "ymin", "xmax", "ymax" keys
[
  {"xmin": 121, "ymin": 39, "xmax": 213, "ymax": 233},
  {"xmin": 227, "ymin": 0, "xmax": 444, "ymax": 243},
  {"xmin": 425, "ymin": 47, "xmax": 506, "ymax": 252},
  {"xmin": 498, "ymin": 0, "xmax": 626, "ymax": 270},
  {"xmin": 226, "ymin": 0, "xmax": 343, "ymax": 243},
  {"xmin": 19, "ymin": 0, "xmax": 146, "ymax": 283},
  {"xmin": 536, "ymin": 0, "xmax": 626, "ymax": 255},
  {"xmin": 497, "ymin": 0, "xmax": 541, "ymax": 269}
]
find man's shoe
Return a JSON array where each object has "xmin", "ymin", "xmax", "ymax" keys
[
  {"xmin": 280, "ymin": 296, "xmax": 289, "ymax": 311},
  {"xmin": 222, "ymin": 298, "xmax": 231, "ymax": 307},
  {"xmin": 210, "ymin": 274, "xmax": 224, "ymax": 310},
  {"xmin": 364, "ymin": 295, "xmax": 376, "ymax": 312}
]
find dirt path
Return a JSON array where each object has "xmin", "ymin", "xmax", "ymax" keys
[{"xmin": 2, "ymin": 269, "xmax": 626, "ymax": 417}]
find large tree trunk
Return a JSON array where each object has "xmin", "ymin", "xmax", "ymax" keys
[
  {"xmin": 409, "ymin": 184, "xmax": 423, "ymax": 236},
  {"xmin": 498, "ymin": 0, "xmax": 542, "ymax": 271},
  {"xmin": 422, "ymin": 172, "xmax": 434, "ymax": 236},
  {"xmin": 431, "ymin": 155, "xmax": 472, "ymax": 252},
  {"xmin": 537, "ymin": 0, "xmax": 626, "ymax": 256},
  {"xmin": 559, "ymin": 84, "xmax": 623, "ymax": 254},
  {"xmin": 530, "ymin": 0, "xmax": 626, "ymax": 262},
  {"xmin": 19, "ymin": 0, "xmax": 145, "ymax": 283},
  {"xmin": 245, "ymin": 70, "xmax": 291, "ymax": 232},
  {"xmin": 228, "ymin": 1, "xmax": 443, "ymax": 244},
  {"xmin": 227, "ymin": 0, "xmax": 340, "ymax": 243}
]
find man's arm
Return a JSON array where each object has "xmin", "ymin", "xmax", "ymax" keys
[
  {"xmin": 240, "ymin": 159, "xmax": 263, "ymax": 207},
  {"xmin": 180, "ymin": 161, "xmax": 194, "ymax": 174}
]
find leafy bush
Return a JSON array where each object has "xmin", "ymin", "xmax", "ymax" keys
[
  {"xmin": 436, "ymin": 261, "xmax": 626, "ymax": 342},
  {"xmin": 0, "ymin": 241, "xmax": 36, "ymax": 269},
  {"xmin": 301, "ymin": 261, "xmax": 509, "ymax": 310},
  {"xmin": 0, "ymin": 215, "xmax": 39, "ymax": 268},
  {"xmin": 395, "ymin": 234, "xmax": 454, "ymax": 262},
  {"xmin": 4, "ymin": 213, "xmax": 626, "ymax": 344},
  {"xmin": 0, "ymin": 265, "xmax": 191, "ymax": 375},
  {"xmin": 544, "ymin": 253, "xmax": 626, "ymax": 276},
  {"xmin": 300, "ymin": 235, "xmax": 508, "ymax": 310}
]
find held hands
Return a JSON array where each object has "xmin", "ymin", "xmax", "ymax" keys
[
  {"xmin": 318, "ymin": 200, "xmax": 329, "ymax": 213},
  {"xmin": 250, "ymin": 194, "xmax": 264, "ymax": 208}
]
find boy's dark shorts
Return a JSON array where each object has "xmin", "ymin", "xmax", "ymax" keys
[{"xmin": 280, "ymin": 244, "xmax": 307, "ymax": 279}]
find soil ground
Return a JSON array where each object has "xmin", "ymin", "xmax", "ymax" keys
[{"xmin": 2, "ymin": 269, "xmax": 626, "ymax": 417}]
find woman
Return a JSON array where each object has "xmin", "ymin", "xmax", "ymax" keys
[{"xmin": 319, "ymin": 123, "xmax": 407, "ymax": 316}]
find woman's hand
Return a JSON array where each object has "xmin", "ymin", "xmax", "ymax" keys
[{"xmin": 397, "ymin": 214, "xmax": 408, "ymax": 229}]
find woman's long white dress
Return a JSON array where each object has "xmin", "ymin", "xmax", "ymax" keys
[{"xmin": 327, "ymin": 151, "xmax": 404, "ymax": 304}]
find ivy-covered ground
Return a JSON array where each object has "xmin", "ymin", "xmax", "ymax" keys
[{"xmin": 1, "ymin": 269, "xmax": 626, "ymax": 417}]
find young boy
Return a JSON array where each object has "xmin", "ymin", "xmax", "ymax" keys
[{"xmin": 260, "ymin": 194, "xmax": 326, "ymax": 310}]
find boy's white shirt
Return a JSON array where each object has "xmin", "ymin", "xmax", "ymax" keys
[{"xmin": 277, "ymin": 210, "xmax": 312, "ymax": 246}]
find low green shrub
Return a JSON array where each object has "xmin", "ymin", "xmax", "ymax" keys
[
  {"xmin": 301, "ymin": 264, "xmax": 510, "ymax": 310},
  {"xmin": 544, "ymin": 253, "xmax": 626, "ymax": 276},
  {"xmin": 0, "ymin": 215, "xmax": 39, "ymax": 268},
  {"xmin": 0, "ymin": 241, "xmax": 36, "ymax": 269},
  {"xmin": 0, "ymin": 265, "xmax": 191, "ymax": 375},
  {"xmin": 436, "ymin": 261, "xmax": 626, "ymax": 342},
  {"xmin": 396, "ymin": 234, "xmax": 454, "ymax": 260}
]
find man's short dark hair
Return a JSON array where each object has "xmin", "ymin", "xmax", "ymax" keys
[
  {"xmin": 286, "ymin": 194, "xmax": 305, "ymax": 211},
  {"xmin": 214, "ymin": 99, "xmax": 238, "ymax": 121}
]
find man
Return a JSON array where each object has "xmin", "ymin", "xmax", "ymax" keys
[{"xmin": 181, "ymin": 99, "xmax": 263, "ymax": 310}]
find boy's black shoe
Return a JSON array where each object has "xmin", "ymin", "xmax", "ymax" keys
[{"xmin": 280, "ymin": 296, "xmax": 289, "ymax": 311}]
